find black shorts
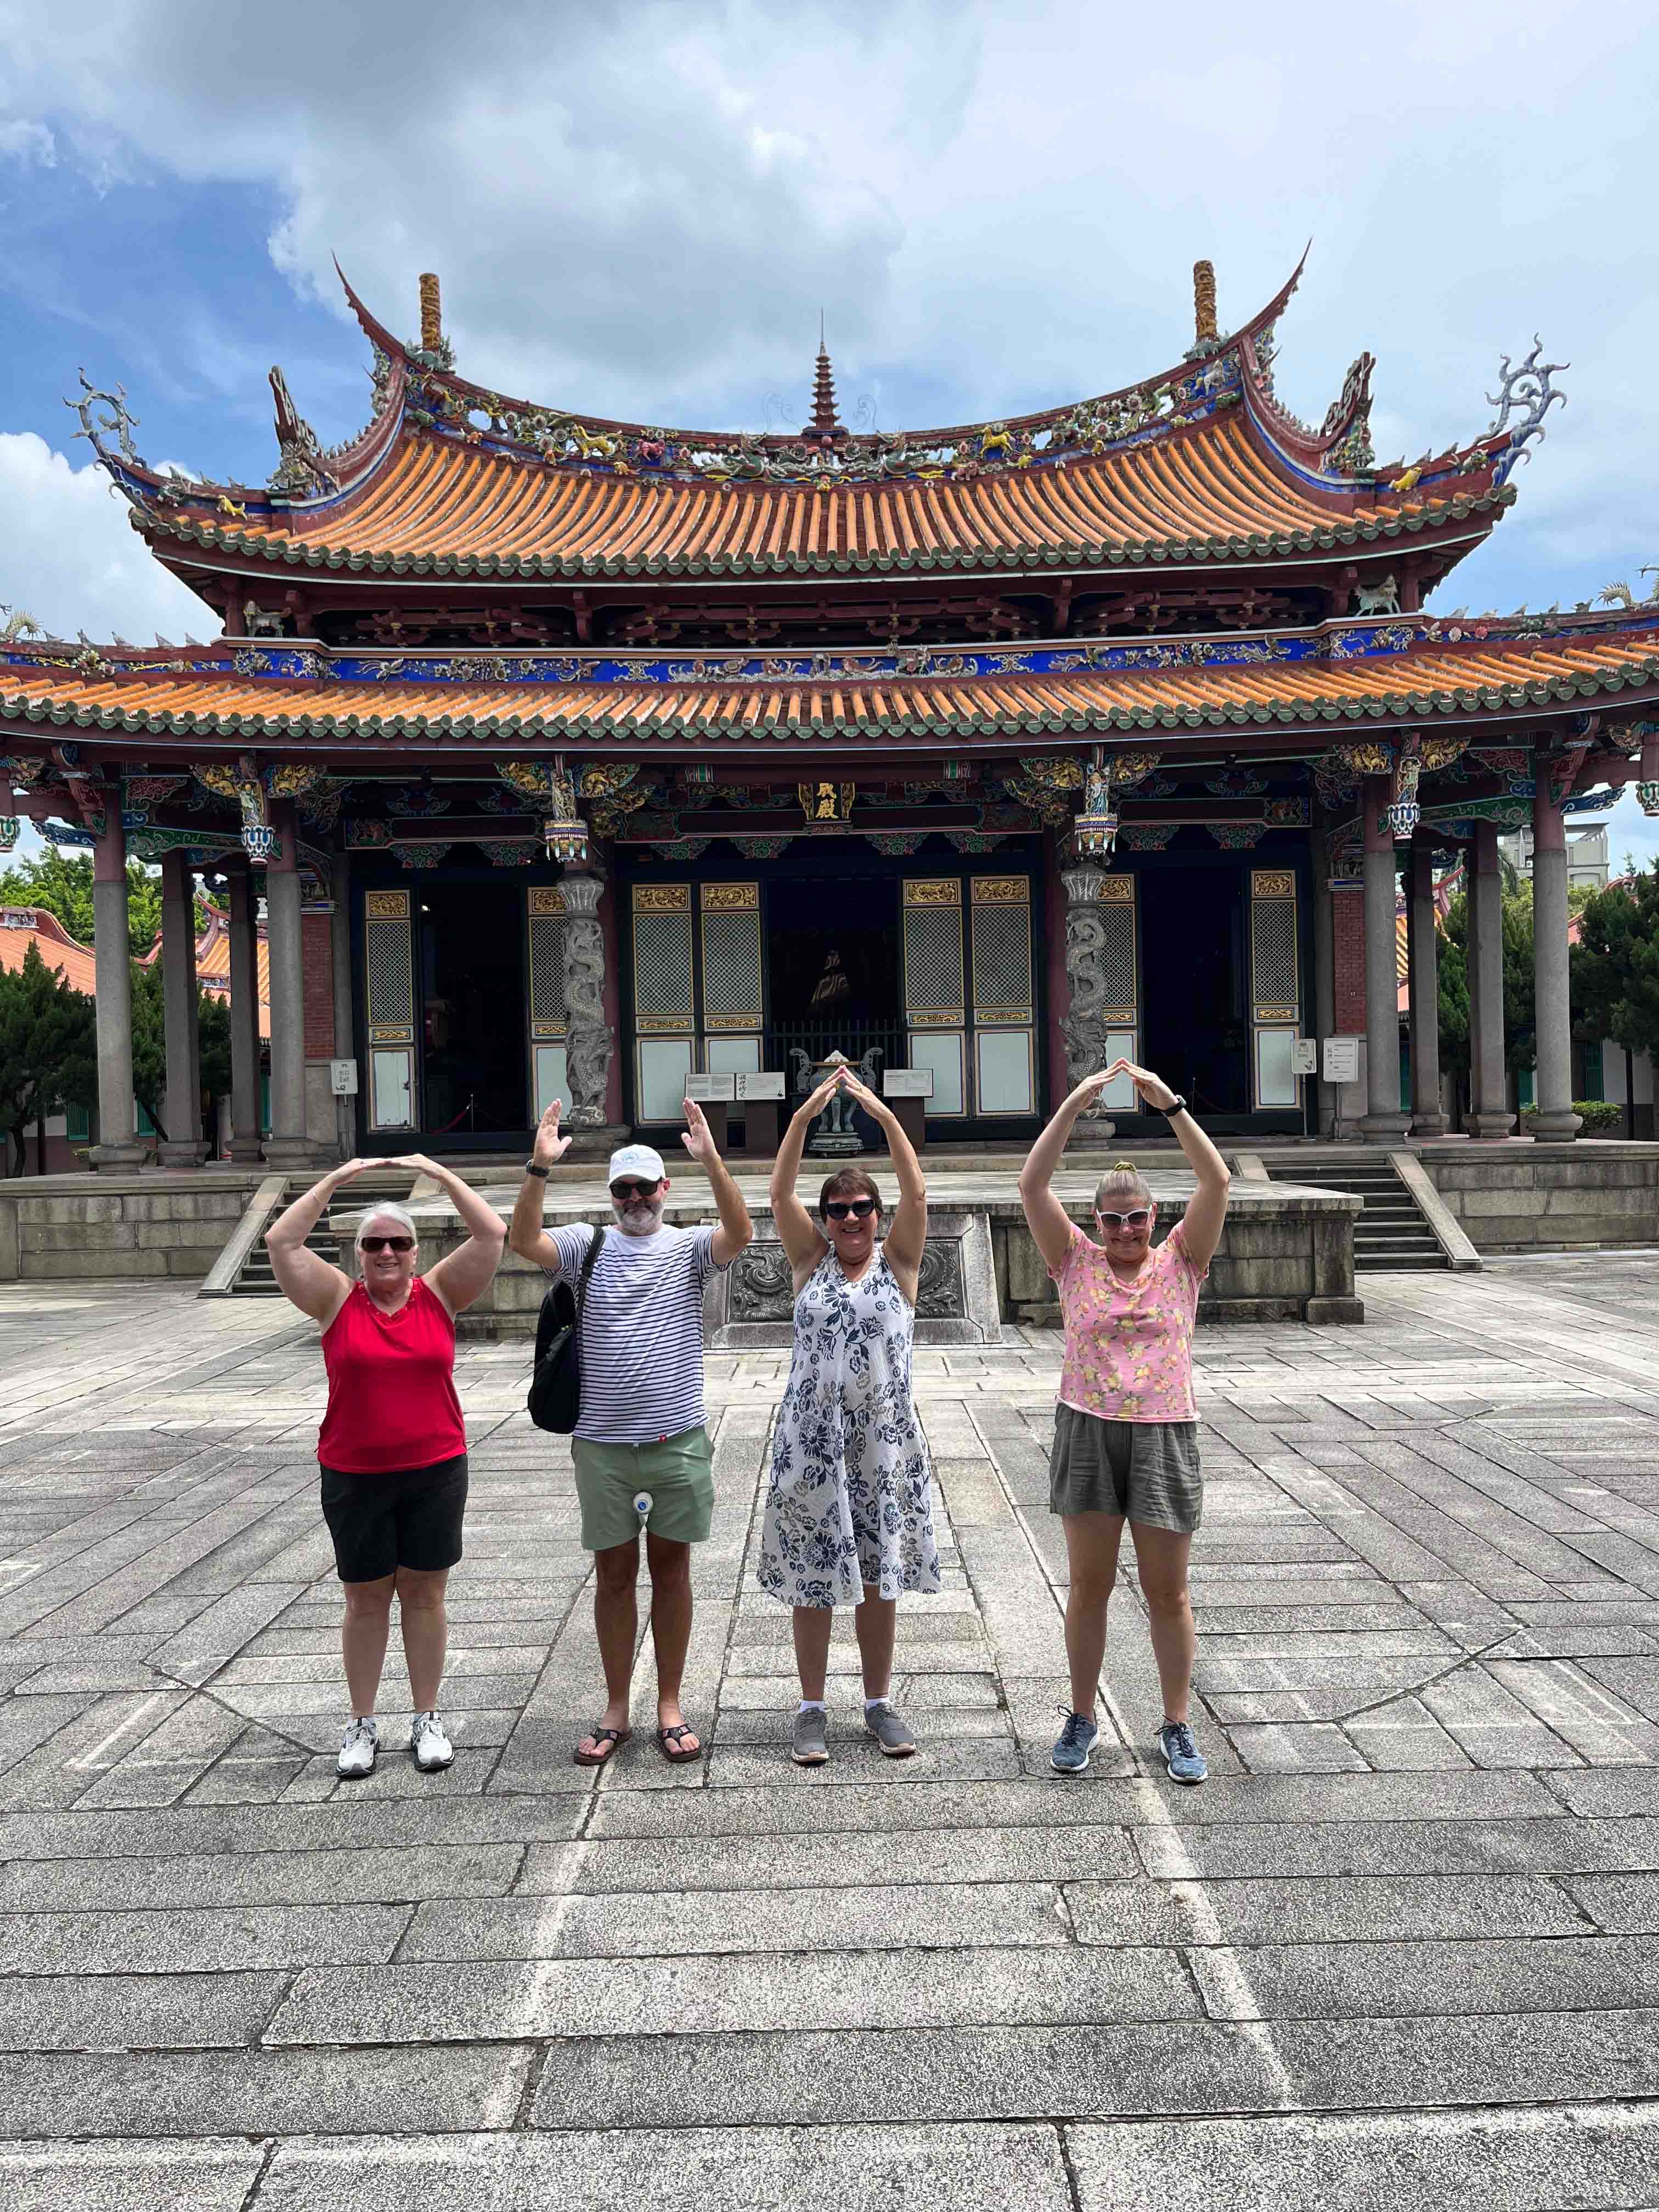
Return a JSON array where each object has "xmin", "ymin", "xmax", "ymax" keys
[{"xmin": 319, "ymin": 1454, "xmax": 468, "ymax": 1583}]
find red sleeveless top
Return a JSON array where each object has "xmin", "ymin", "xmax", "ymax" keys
[{"xmin": 317, "ymin": 1276, "xmax": 465, "ymax": 1474}]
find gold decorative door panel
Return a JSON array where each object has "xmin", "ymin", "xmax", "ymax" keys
[
  {"xmin": 699, "ymin": 882, "xmax": 763, "ymax": 1084},
  {"xmin": 1249, "ymin": 868, "xmax": 1301, "ymax": 1109},
  {"xmin": 970, "ymin": 876, "xmax": 1035, "ymax": 1117},
  {"xmin": 1093, "ymin": 873, "xmax": 1141, "ymax": 1116},
  {"xmin": 632, "ymin": 883, "xmax": 695, "ymax": 1122},
  {"xmin": 527, "ymin": 885, "xmax": 567, "ymax": 1121},
  {"xmin": 902, "ymin": 878, "xmax": 966, "ymax": 1116},
  {"xmin": 363, "ymin": 889, "xmax": 417, "ymax": 1132}
]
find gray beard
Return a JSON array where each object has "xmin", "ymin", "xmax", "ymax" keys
[{"xmin": 614, "ymin": 1201, "xmax": 665, "ymax": 1237}]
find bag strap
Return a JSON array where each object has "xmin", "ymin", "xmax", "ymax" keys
[{"xmin": 575, "ymin": 1223, "xmax": 605, "ymax": 1322}]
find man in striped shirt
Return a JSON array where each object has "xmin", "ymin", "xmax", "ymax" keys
[{"xmin": 510, "ymin": 1098, "xmax": 753, "ymax": 1768}]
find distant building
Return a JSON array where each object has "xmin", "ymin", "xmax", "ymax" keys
[{"xmin": 1499, "ymin": 823, "xmax": 1610, "ymax": 890}]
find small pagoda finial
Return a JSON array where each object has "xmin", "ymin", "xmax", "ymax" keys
[
  {"xmin": 419, "ymin": 273, "xmax": 442, "ymax": 353},
  {"xmin": 1193, "ymin": 260, "xmax": 1217, "ymax": 346},
  {"xmin": 803, "ymin": 324, "xmax": 846, "ymax": 444}
]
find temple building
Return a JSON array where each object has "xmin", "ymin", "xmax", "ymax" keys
[{"xmin": 2, "ymin": 255, "xmax": 1655, "ymax": 1167}]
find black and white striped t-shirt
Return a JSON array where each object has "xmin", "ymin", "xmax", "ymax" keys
[{"xmin": 545, "ymin": 1223, "xmax": 725, "ymax": 1445}]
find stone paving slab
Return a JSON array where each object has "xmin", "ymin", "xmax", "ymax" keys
[{"xmin": 3, "ymin": 1258, "xmax": 1659, "ymax": 2198}]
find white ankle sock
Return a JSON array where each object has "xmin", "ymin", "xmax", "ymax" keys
[
  {"xmin": 798, "ymin": 1699, "xmax": 825, "ymax": 1714},
  {"xmin": 865, "ymin": 1695, "xmax": 890, "ymax": 1712}
]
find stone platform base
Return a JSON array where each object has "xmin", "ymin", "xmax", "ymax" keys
[{"xmin": 387, "ymin": 1169, "xmax": 1365, "ymax": 1338}]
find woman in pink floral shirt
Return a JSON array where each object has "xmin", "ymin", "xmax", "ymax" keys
[{"xmin": 1019, "ymin": 1060, "xmax": 1231, "ymax": 1785}]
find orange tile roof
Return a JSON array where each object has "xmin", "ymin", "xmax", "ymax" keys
[
  {"xmin": 4, "ymin": 617, "xmax": 1657, "ymax": 753},
  {"xmin": 146, "ymin": 411, "xmax": 1506, "ymax": 584},
  {"xmin": 0, "ymin": 906, "xmax": 99, "ymax": 994}
]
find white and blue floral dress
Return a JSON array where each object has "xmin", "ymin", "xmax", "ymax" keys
[{"xmin": 758, "ymin": 1245, "xmax": 940, "ymax": 1610}]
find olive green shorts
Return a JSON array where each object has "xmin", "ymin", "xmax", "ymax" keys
[
  {"xmin": 571, "ymin": 1425, "xmax": 715, "ymax": 1553},
  {"xmin": 1048, "ymin": 1404, "xmax": 1203, "ymax": 1533}
]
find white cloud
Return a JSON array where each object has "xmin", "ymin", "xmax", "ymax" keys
[
  {"xmin": 0, "ymin": 432, "xmax": 209, "ymax": 642},
  {"xmin": 0, "ymin": 116, "xmax": 54, "ymax": 163}
]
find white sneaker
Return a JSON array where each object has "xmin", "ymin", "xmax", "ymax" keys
[
  {"xmin": 337, "ymin": 1716, "xmax": 379, "ymax": 1779},
  {"xmin": 411, "ymin": 1710, "xmax": 454, "ymax": 1772}
]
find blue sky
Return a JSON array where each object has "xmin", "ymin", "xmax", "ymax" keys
[{"xmin": 2, "ymin": 0, "xmax": 1656, "ymax": 865}]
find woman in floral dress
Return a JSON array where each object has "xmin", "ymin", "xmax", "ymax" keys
[{"xmin": 759, "ymin": 1065, "xmax": 939, "ymax": 1765}]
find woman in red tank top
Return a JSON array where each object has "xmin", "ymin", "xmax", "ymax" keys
[{"xmin": 266, "ymin": 1155, "xmax": 506, "ymax": 1781}]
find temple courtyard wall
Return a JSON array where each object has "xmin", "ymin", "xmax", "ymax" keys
[{"xmin": 1418, "ymin": 1141, "xmax": 1659, "ymax": 1254}]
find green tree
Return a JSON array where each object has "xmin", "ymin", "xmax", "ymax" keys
[
  {"xmin": 0, "ymin": 944, "xmax": 97, "ymax": 1174},
  {"xmin": 0, "ymin": 850, "xmax": 163, "ymax": 959},
  {"xmin": 1437, "ymin": 874, "xmax": 1537, "ymax": 1109},
  {"xmin": 131, "ymin": 959, "xmax": 168, "ymax": 1140},
  {"xmin": 1572, "ymin": 864, "xmax": 1659, "ymax": 1062}
]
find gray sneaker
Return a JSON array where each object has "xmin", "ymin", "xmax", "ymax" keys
[
  {"xmin": 1158, "ymin": 1718, "xmax": 1208, "ymax": 1786},
  {"xmin": 1051, "ymin": 1707, "xmax": 1099, "ymax": 1774},
  {"xmin": 864, "ymin": 1702, "xmax": 917, "ymax": 1758},
  {"xmin": 791, "ymin": 1708, "xmax": 829, "ymax": 1765},
  {"xmin": 337, "ymin": 1716, "xmax": 379, "ymax": 1779}
]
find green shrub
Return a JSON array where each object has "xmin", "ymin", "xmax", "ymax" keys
[{"xmin": 1520, "ymin": 1099, "xmax": 1623, "ymax": 1134}]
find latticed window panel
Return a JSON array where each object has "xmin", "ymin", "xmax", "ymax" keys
[
  {"xmin": 970, "ymin": 882, "xmax": 1033, "ymax": 1021},
  {"xmin": 364, "ymin": 896, "xmax": 414, "ymax": 1035},
  {"xmin": 902, "ymin": 882, "xmax": 964, "ymax": 1023},
  {"xmin": 1250, "ymin": 872, "xmax": 1300, "ymax": 1023},
  {"xmin": 528, "ymin": 911, "xmax": 566, "ymax": 1036},
  {"xmin": 633, "ymin": 886, "xmax": 695, "ymax": 1029},
  {"xmin": 1097, "ymin": 895, "xmax": 1138, "ymax": 1024},
  {"xmin": 700, "ymin": 887, "xmax": 763, "ymax": 1028}
]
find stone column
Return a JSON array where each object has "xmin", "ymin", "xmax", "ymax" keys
[
  {"xmin": 88, "ymin": 808, "xmax": 148, "ymax": 1172},
  {"xmin": 330, "ymin": 848, "xmax": 354, "ymax": 1161},
  {"xmin": 1358, "ymin": 774, "xmax": 1409, "ymax": 1142},
  {"xmin": 1310, "ymin": 814, "xmax": 1337, "ymax": 1137},
  {"xmin": 560, "ymin": 867, "xmax": 619, "ymax": 1135},
  {"xmin": 1530, "ymin": 778, "xmax": 1581, "ymax": 1139},
  {"xmin": 1467, "ymin": 820, "xmax": 1514, "ymax": 1137},
  {"xmin": 157, "ymin": 849, "xmax": 207, "ymax": 1165},
  {"xmin": 261, "ymin": 799, "xmax": 312, "ymax": 1170},
  {"xmin": 225, "ymin": 866, "xmax": 264, "ymax": 1163},
  {"xmin": 1059, "ymin": 865, "xmax": 1114, "ymax": 1135},
  {"xmin": 1407, "ymin": 838, "xmax": 1448, "ymax": 1137}
]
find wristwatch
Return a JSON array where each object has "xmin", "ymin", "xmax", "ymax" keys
[
  {"xmin": 1158, "ymin": 1096, "xmax": 1189, "ymax": 1118},
  {"xmin": 524, "ymin": 1159, "xmax": 550, "ymax": 1178}
]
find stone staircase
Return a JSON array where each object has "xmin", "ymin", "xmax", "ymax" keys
[
  {"xmin": 224, "ymin": 1169, "xmax": 419, "ymax": 1297},
  {"xmin": 1266, "ymin": 1154, "xmax": 1447, "ymax": 1273}
]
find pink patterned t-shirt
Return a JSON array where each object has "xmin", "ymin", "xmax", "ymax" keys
[{"xmin": 1049, "ymin": 1218, "xmax": 1207, "ymax": 1423}]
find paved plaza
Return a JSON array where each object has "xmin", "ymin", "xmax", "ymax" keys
[{"xmin": 2, "ymin": 1259, "xmax": 1659, "ymax": 2206}]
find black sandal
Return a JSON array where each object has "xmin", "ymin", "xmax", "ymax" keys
[
  {"xmin": 572, "ymin": 1725, "xmax": 630, "ymax": 1768},
  {"xmin": 656, "ymin": 1722, "xmax": 701, "ymax": 1764}
]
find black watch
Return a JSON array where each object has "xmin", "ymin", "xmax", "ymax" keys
[
  {"xmin": 524, "ymin": 1159, "xmax": 550, "ymax": 1178},
  {"xmin": 1159, "ymin": 1096, "xmax": 1188, "ymax": 1119}
]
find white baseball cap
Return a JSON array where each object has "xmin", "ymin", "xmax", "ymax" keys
[{"xmin": 607, "ymin": 1143, "xmax": 667, "ymax": 1186}]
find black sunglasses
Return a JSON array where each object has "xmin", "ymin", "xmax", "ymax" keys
[
  {"xmin": 1096, "ymin": 1207, "xmax": 1152, "ymax": 1231},
  {"xmin": 360, "ymin": 1234, "xmax": 414, "ymax": 1254},
  {"xmin": 825, "ymin": 1198, "xmax": 878, "ymax": 1222},
  {"xmin": 610, "ymin": 1179, "xmax": 661, "ymax": 1203}
]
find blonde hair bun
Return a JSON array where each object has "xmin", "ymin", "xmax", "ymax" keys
[{"xmin": 1111, "ymin": 1159, "xmax": 1136, "ymax": 1172}]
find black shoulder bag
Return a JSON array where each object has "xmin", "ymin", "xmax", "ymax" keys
[{"xmin": 527, "ymin": 1226, "xmax": 605, "ymax": 1434}]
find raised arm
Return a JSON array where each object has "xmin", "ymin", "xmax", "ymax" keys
[
  {"xmin": 1017, "ymin": 1070, "xmax": 1115, "ymax": 1273},
  {"xmin": 508, "ymin": 1100, "xmax": 572, "ymax": 1270},
  {"xmin": 1119, "ymin": 1062, "xmax": 1232, "ymax": 1271},
  {"xmin": 768, "ymin": 1073, "xmax": 840, "ymax": 1278},
  {"xmin": 265, "ymin": 1159, "xmax": 366, "ymax": 1325},
  {"xmin": 681, "ymin": 1097, "xmax": 753, "ymax": 1266},
  {"xmin": 393, "ymin": 1155, "xmax": 507, "ymax": 1316},
  {"xmin": 839, "ymin": 1069, "xmax": 926, "ymax": 1300}
]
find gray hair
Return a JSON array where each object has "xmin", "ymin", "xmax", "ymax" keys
[
  {"xmin": 354, "ymin": 1201, "xmax": 419, "ymax": 1251},
  {"xmin": 1093, "ymin": 1160, "xmax": 1152, "ymax": 1210}
]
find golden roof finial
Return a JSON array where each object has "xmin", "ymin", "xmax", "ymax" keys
[
  {"xmin": 419, "ymin": 273, "xmax": 442, "ymax": 353},
  {"xmin": 1193, "ymin": 260, "xmax": 1217, "ymax": 346}
]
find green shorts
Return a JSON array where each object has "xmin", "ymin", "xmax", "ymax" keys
[{"xmin": 571, "ymin": 1425, "xmax": 715, "ymax": 1553}]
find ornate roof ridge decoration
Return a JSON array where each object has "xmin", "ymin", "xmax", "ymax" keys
[
  {"xmin": 10, "ymin": 601, "xmax": 1659, "ymax": 695},
  {"xmin": 325, "ymin": 255, "xmax": 1312, "ymax": 491}
]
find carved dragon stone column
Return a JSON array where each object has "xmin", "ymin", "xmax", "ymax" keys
[
  {"xmin": 559, "ymin": 868, "xmax": 617, "ymax": 1132},
  {"xmin": 1059, "ymin": 866, "xmax": 1114, "ymax": 1136}
]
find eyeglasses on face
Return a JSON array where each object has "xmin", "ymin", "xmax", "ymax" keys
[
  {"xmin": 1096, "ymin": 1208, "xmax": 1152, "ymax": 1232},
  {"xmin": 610, "ymin": 1180, "xmax": 661, "ymax": 1203},
  {"xmin": 359, "ymin": 1234, "xmax": 415, "ymax": 1254},
  {"xmin": 825, "ymin": 1197, "xmax": 878, "ymax": 1222}
]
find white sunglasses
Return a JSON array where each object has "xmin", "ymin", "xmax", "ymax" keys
[{"xmin": 1096, "ymin": 1206, "xmax": 1153, "ymax": 1231}]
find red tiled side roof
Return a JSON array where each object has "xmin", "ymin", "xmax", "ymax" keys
[
  {"xmin": 0, "ymin": 907, "xmax": 99, "ymax": 994},
  {"xmin": 4, "ymin": 620, "xmax": 1656, "ymax": 752}
]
